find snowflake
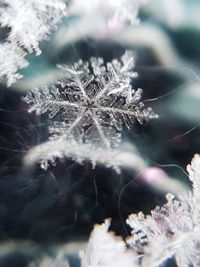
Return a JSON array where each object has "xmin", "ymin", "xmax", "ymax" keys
[
  {"xmin": 23, "ymin": 50, "xmax": 157, "ymax": 170},
  {"xmin": 0, "ymin": 0, "xmax": 67, "ymax": 85},
  {"xmin": 126, "ymin": 154, "xmax": 200, "ymax": 267}
]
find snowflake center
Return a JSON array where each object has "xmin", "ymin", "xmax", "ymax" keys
[{"xmin": 85, "ymin": 98, "xmax": 96, "ymax": 109}]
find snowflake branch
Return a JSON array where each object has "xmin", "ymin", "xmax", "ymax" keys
[
  {"xmin": 65, "ymin": 112, "xmax": 86, "ymax": 134},
  {"xmin": 91, "ymin": 112, "xmax": 111, "ymax": 148},
  {"xmin": 94, "ymin": 106, "xmax": 155, "ymax": 120},
  {"xmin": 74, "ymin": 76, "xmax": 90, "ymax": 100},
  {"xmin": 94, "ymin": 51, "xmax": 135, "ymax": 100}
]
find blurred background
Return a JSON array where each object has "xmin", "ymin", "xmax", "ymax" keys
[{"xmin": 1, "ymin": 0, "xmax": 200, "ymax": 266}]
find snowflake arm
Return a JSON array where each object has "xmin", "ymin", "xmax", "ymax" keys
[
  {"xmin": 24, "ymin": 138, "xmax": 125, "ymax": 173},
  {"xmin": 92, "ymin": 50, "xmax": 137, "ymax": 100},
  {"xmin": 23, "ymin": 86, "xmax": 85, "ymax": 117}
]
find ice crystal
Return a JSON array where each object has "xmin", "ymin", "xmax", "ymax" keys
[
  {"xmin": 0, "ymin": 0, "xmax": 67, "ymax": 85},
  {"xmin": 127, "ymin": 154, "xmax": 200, "ymax": 267},
  {"xmin": 23, "ymin": 51, "xmax": 157, "ymax": 170}
]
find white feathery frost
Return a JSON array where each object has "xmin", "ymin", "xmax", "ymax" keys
[
  {"xmin": 0, "ymin": 0, "xmax": 67, "ymax": 85},
  {"xmin": 54, "ymin": 0, "xmax": 143, "ymax": 51}
]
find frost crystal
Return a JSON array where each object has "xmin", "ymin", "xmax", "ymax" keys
[
  {"xmin": 0, "ymin": 0, "xmax": 67, "ymax": 85},
  {"xmin": 127, "ymin": 154, "xmax": 200, "ymax": 267},
  {"xmin": 23, "ymin": 51, "xmax": 157, "ymax": 170}
]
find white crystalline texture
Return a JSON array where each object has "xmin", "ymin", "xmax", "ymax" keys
[
  {"xmin": 0, "ymin": 42, "xmax": 28, "ymax": 86},
  {"xmin": 24, "ymin": 138, "xmax": 139, "ymax": 173},
  {"xmin": 23, "ymin": 51, "xmax": 158, "ymax": 170},
  {"xmin": 80, "ymin": 219, "xmax": 136, "ymax": 267},
  {"xmin": 0, "ymin": 0, "xmax": 67, "ymax": 85},
  {"xmin": 127, "ymin": 154, "xmax": 200, "ymax": 267},
  {"xmin": 0, "ymin": 0, "xmax": 67, "ymax": 54}
]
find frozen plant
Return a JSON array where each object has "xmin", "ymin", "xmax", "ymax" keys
[
  {"xmin": 0, "ymin": 0, "xmax": 67, "ymax": 85},
  {"xmin": 23, "ymin": 139, "xmax": 132, "ymax": 173},
  {"xmin": 24, "ymin": 139, "xmax": 147, "ymax": 173},
  {"xmin": 23, "ymin": 50, "xmax": 157, "ymax": 171}
]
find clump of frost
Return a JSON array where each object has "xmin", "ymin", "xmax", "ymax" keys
[{"xmin": 80, "ymin": 219, "xmax": 136, "ymax": 267}]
